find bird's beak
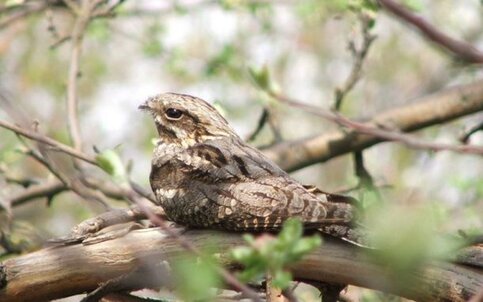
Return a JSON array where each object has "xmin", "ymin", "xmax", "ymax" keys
[{"xmin": 138, "ymin": 100, "xmax": 151, "ymax": 111}]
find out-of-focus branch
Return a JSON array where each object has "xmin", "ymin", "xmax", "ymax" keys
[
  {"xmin": 246, "ymin": 108, "xmax": 269, "ymax": 142},
  {"xmin": 333, "ymin": 13, "xmax": 376, "ymax": 111},
  {"xmin": 0, "ymin": 120, "xmax": 97, "ymax": 165},
  {"xmin": 264, "ymin": 80, "xmax": 483, "ymax": 172},
  {"xmin": 460, "ymin": 121, "xmax": 483, "ymax": 144},
  {"xmin": 49, "ymin": 205, "xmax": 166, "ymax": 244},
  {"xmin": 332, "ymin": 12, "xmax": 377, "ymax": 198},
  {"xmin": 0, "ymin": 1, "xmax": 50, "ymax": 30},
  {"xmin": 378, "ymin": 0, "xmax": 483, "ymax": 64},
  {"xmin": 0, "ymin": 118, "xmax": 159, "ymax": 212},
  {"xmin": 0, "ymin": 228, "xmax": 481, "ymax": 302},
  {"xmin": 246, "ymin": 107, "xmax": 283, "ymax": 146},
  {"xmin": 65, "ymin": 0, "xmax": 103, "ymax": 152},
  {"xmin": 7, "ymin": 180, "xmax": 67, "ymax": 208}
]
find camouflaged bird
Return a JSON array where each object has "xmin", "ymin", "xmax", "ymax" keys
[{"xmin": 140, "ymin": 93, "xmax": 364, "ymax": 245}]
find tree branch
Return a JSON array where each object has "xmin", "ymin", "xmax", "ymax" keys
[
  {"xmin": 333, "ymin": 13, "xmax": 376, "ymax": 111},
  {"xmin": 0, "ymin": 228, "xmax": 481, "ymax": 302},
  {"xmin": 7, "ymin": 180, "xmax": 67, "ymax": 208},
  {"xmin": 65, "ymin": 0, "xmax": 101, "ymax": 152},
  {"xmin": 264, "ymin": 80, "xmax": 483, "ymax": 172},
  {"xmin": 378, "ymin": 0, "xmax": 483, "ymax": 64},
  {"xmin": 0, "ymin": 120, "xmax": 97, "ymax": 165},
  {"xmin": 0, "ymin": 1, "xmax": 50, "ymax": 30}
]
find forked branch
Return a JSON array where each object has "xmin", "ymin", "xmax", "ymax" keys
[{"xmin": 265, "ymin": 80, "xmax": 483, "ymax": 171}]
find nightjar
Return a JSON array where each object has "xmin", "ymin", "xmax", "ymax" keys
[{"xmin": 140, "ymin": 93, "xmax": 364, "ymax": 245}]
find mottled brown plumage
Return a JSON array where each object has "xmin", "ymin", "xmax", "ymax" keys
[{"xmin": 140, "ymin": 93, "xmax": 364, "ymax": 244}]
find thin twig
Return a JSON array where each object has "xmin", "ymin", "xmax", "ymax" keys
[
  {"xmin": 7, "ymin": 180, "xmax": 68, "ymax": 208},
  {"xmin": 459, "ymin": 120, "xmax": 483, "ymax": 144},
  {"xmin": 19, "ymin": 139, "xmax": 70, "ymax": 186},
  {"xmin": 0, "ymin": 1, "xmax": 49, "ymax": 30},
  {"xmin": 333, "ymin": 13, "xmax": 376, "ymax": 110},
  {"xmin": 246, "ymin": 108, "xmax": 269, "ymax": 142},
  {"xmin": 378, "ymin": 0, "xmax": 483, "ymax": 64},
  {"xmin": 62, "ymin": 0, "xmax": 81, "ymax": 15},
  {"xmin": 350, "ymin": 151, "xmax": 383, "ymax": 206},
  {"xmin": 353, "ymin": 151, "xmax": 379, "ymax": 195},
  {"xmin": 273, "ymin": 93, "xmax": 483, "ymax": 155},
  {"xmin": 0, "ymin": 118, "xmax": 158, "ymax": 211},
  {"xmin": 65, "ymin": 0, "xmax": 98, "ymax": 152},
  {"xmin": 92, "ymin": 0, "xmax": 126, "ymax": 18},
  {"xmin": 246, "ymin": 106, "xmax": 283, "ymax": 145},
  {"xmin": 0, "ymin": 171, "xmax": 38, "ymax": 188},
  {"xmin": 0, "ymin": 119, "xmax": 97, "ymax": 165}
]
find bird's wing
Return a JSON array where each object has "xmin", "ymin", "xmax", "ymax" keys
[
  {"xmin": 173, "ymin": 139, "xmax": 357, "ymax": 231},
  {"xmin": 190, "ymin": 174, "xmax": 354, "ymax": 231},
  {"xmin": 175, "ymin": 138, "xmax": 287, "ymax": 182}
]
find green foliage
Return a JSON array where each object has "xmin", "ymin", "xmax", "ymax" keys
[
  {"xmin": 21, "ymin": 46, "xmax": 65, "ymax": 97},
  {"xmin": 95, "ymin": 149, "xmax": 127, "ymax": 184},
  {"xmin": 219, "ymin": 0, "xmax": 270, "ymax": 12},
  {"xmin": 295, "ymin": 0, "xmax": 346, "ymax": 23},
  {"xmin": 141, "ymin": 22, "xmax": 165, "ymax": 58},
  {"xmin": 165, "ymin": 48, "xmax": 190, "ymax": 79},
  {"xmin": 0, "ymin": 220, "xmax": 44, "ymax": 260},
  {"xmin": 248, "ymin": 65, "xmax": 279, "ymax": 95},
  {"xmin": 402, "ymin": 0, "xmax": 423, "ymax": 12},
  {"xmin": 205, "ymin": 44, "xmax": 237, "ymax": 77},
  {"xmin": 451, "ymin": 176, "xmax": 483, "ymax": 199},
  {"xmin": 172, "ymin": 254, "xmax": 221, "ymax": 301},
  {"xmin": 231, "ymin": 218, "xmax": 321, "ymax": 289},
  {"xmin": 353, "ymin": 0, "xmax": 379, "ymax": 12},
  {"xmin": 349, "ymin": 0, "xmax": 378, "ymax": 28},
  {"xmin": 365, "ymin": 203, "xmax": 466, "ymax": 286},
  {"xmin": 87, "ymin": 19, "xmax": 111, "ymax": 42},
  {"xmin": 4, "ymin": 0, "xmax": 25, "ymax": 7}
]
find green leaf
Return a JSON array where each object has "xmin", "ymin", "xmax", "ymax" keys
[
  {"xmin": 5, "ymin": 0, "xmax": 25, "ymax": 7},
  {"xmin": 205, "ymin": 44, "xmax": 236, "ymax": 76},
  {"xmin": 173, "ymin": 255, "xmax": 221, "ymax": 301},
  {"xmin": 230, "ymin": 218, "xmax": 321, "ymax": 289},
  {"xmin": 95, "ymin": 149, "xmax": 127, "ymax": 184},
  {"xmin": 348, "ymin": 0, "xmax": 379, "ymax": 13},
  {"xmin": 248, "ymin": 65, "xmax": 278, "ymax": 93},
  {"xmin": 278, "ymin": 218, "xmax": 303, "ymax": 244},
  {"xmin": 272, "ymin": 270, "xmax": 292, "ymax": 289},
  {"xmin": 141, "ymin": 22, "xmax": 164, "ymax": 58},
  {"xmin": 402, "ymin": 0, "xmax": 423, "ymax": 12},
  {"xmin": 364, "ymin": 204, "xmax": 462, "ymax": 286},
  {"xmin": 231, "ymin": 246, "xmax": 253, "ymax": 261},
  {"xmin": 291, "ymin": 236, "xmax": 322, "ymax": 259},
  {"xmin": 87, "ymin": 20, "xmax": 111, "ymax": 41}
]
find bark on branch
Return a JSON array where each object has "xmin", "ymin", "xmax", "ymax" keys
[
  {"xmin": 264, "ymin": 80, "xmax": 483, "ymax": 172},
  {"xmin": 0, "ymin": 228, "xmax": 481, "ymax": 302}
]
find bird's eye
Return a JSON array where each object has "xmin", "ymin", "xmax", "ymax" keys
[{"xmin": 165, "ymin": 108, "xmax": 183, "ymax": 120}]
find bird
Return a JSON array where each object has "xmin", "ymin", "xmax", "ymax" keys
[{"xmin": 140, "ymin": 93, "xmax": 364, "ymax": 245}]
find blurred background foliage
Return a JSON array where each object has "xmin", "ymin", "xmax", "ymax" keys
[{"xmin": 0, "ymin": 0, "xmax": 482, "ymax": 301}]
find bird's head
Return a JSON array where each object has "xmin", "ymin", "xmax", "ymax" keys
[{"xmin": 139, "ymin": 93, "xmax": 237, "ymax": 146}]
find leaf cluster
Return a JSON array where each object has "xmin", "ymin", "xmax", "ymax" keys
[{"xmin": 231, "ymin": 218, "xmax": 322, "ymax": 289}]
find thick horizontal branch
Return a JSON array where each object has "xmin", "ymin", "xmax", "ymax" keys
[
  {"xmin": 264, "ymin": 80, "xmax": 483, "ymax": 172},
  {"xmin": 0, "ymin": 228, "xmax": 481, "ymax": 302}
]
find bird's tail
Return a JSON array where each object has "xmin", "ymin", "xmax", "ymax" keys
[{"xmin": 304, "ymin": 185, "xmax": 369, "ymax": 247}]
